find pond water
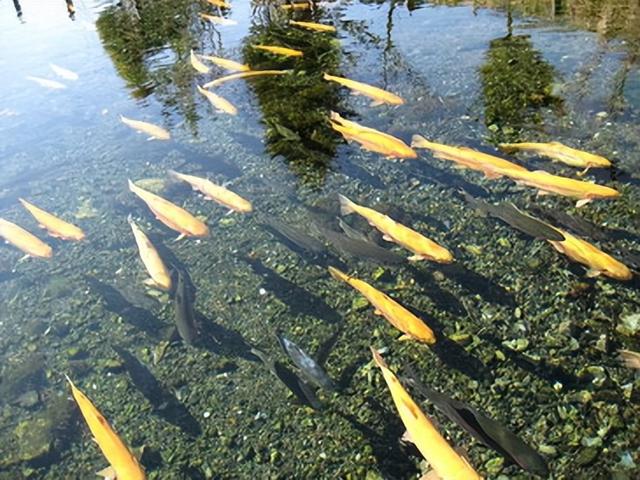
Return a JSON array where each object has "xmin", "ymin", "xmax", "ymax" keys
[{"xmin": 1, "ymin": 0, "xmax": 639, "ymax": 478}]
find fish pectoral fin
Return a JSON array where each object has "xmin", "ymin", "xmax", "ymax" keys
[
  {"xmin": 382, "ymin": 234, "xmax": 394, "ymax": 242},
  {"xmin": 95, "ymin": 465, "xmax": 116, "ymax": 480},
  {"xmin": 373, "ymin": 309, "xmax": 383, "ymax": 315},
  {"xmin": 483, "ymin": 170, "xmax": 502, "ymax": 179},
  {"xmin": 397, "ymin": 334, "xmax": 413, "ymax": 342},
  {"xmin": 225, "ymin": 209, "xmax": 235, "ymax": 216},
  {"xmin": 143, "ymin": 278, "xmax": 161, "ymax": 288},
  {"xmin": 576, "ymin": 198, "xmax": 592, "ymax": 208},
  {"xmin": 174, "ymin": 233, "xmax": 187, "ymax": 242},
  {"xmin": 586, "ymin": 268, "xmax": 602, "ymax": 278},
  {"xmin": 369, "ymin": 99, "xmax": 384, "ymax": 107},
  {"xmin": 536, "ymin": 190, "xmax": 552, "ymax": 196},
  {"xmin": 407, "ymin": 254, "xmax": 424, "ymax": 262}
]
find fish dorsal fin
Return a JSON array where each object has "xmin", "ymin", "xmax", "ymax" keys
[{"xmin": 96, "ymin": 466, "xmax": 116, "ymax": 480}]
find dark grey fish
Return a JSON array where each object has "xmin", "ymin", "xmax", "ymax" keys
[
  {"xmin": 530, "ymin": 205, "xmax": 609, "ymax": 242},
  {"xmin": 337, "ymin": 217, "xmax": 370, "ymax": 242},
  {"xmin": 173, "ymin": 270, "xmax": 198, "ymax": 345},
  {"xmin": 250, "ymin": 347, "xmax": 321, "ymax": 409},
  {"xmin": 404, "ymin": 367, "xmax": 549, "ymax": 477},
  {"xmin": 462, "ymin": 191, "xmax": 563, "ymax": 241},
  {"xmin": 276, "ymin": 332, "xmax": 336, "ymax": 392},
  {"xmin": 262, "ymin": 218, "xmax": 326, "ymax": 255},
  {"xmin": 312, "ymin": 223, "xmax": 404, "ymax": 265}
]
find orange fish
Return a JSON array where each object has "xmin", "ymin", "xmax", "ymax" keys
[
  {"xmin": 128, "ymin": 180, "xmax": 209, "ymax": 239},
  {"xmin": 19, "ymin": 198, "xmax": 85, "ymax": 241},
  {"xmin": 169, "ymin": 170, "xmax": 252, "ymax": 213},
  {"xmin": 0, "ymin": 218, "xmax": 53, "ymax": 258},
  {"xmin": 66, "ymin": 376, "xmax": 146, "ymax": 480},
  {"xmin": 128, "ymin": 216, "xmax": 172, "ymax": 291},
  {"xmin": 203, "ymin": 70, "xmax": 290, "ymax": 88}
]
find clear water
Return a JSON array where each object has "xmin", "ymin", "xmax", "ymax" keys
[{"xmin": 1, "ymin": 0, "xmax": 639, "ymax": 478}]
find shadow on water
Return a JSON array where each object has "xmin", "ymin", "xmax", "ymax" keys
[
  {"xmin": 241, "ymin": 256, "xmax": 342, "ymax": 324},
  {"xmin": 112, "ymin": 345, "xmax": 202, "ymax": 436},
  {"xmin": 404, "ymin": 159, "xmax": 490, "ymax": 198}
]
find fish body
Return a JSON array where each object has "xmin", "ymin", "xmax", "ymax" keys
[
  {"xmin": 548, "ymin": 228, "xmax": 632, "ymax": 281},
  {"xmin": 196, "ymin": 85, "xmax": 238, "ymax": 115},
  {"xmin": 200, "ymin": 55, "xmax": 249, "ymax": 72},
  {"xmin": 411, "ymin": 135, "xmax": 526, "ymax": 178},
  {"xmin": 289, "ymin": 20, "xmax": 336, "ymax": 33},
  {"xmin": 337, "ymin": 217, "xmax": 370, "ymax": 243},
  {"xmin": 330, "ymin": 112, "xmax": 416, "ymax": 159},
  {"xmin": 203, "ymin": 70, "xmax": 290, "ymax": 88},
  {"xmin": 19, "ymin": 198, "xmax": 85, "ymax": 241},
  {"xmin": 120, "ymin": 116, "xmax": 170, "ymax": 140},
  {"xmin": 169, "ymin": 170, "xmax": 251, "ymax": 212},
  {"xmin": 338, "ymin": 194, "xmax": 452, "ymax": 263},
  {"xmin": 0, "ymin": 218, "xmax": 53, "ymax": 258},
  {"xmin": 263, "ymin": 218, "xmax": 326, "ymax": 254},
  {"xmin": 370, "ymin": 349, "xmax": 481, "ymax": 480},
  {"xmin": 323, "ymin": 73, "xmax": 403, "ymax": 106},
  {"xmin": 128, "ymin": 217, "xmax": 172, "ymax": 291},
  {"xmin": 206, "ymin": 0, "xmax": 230, "ymax": 7},
  {"xmin": 280, "ymin": 2, "xmax": 311, "ymax": 9},
  {"xmin": 495, "ymin": 167, "xmax": 620, "ymax": 207},
  {"xmin": 66, "ymin": 377, "xmax": 146, "ymax": 480},
  {"xmin": 499, "ymin": 142, "xmax": 611, "ymax": 169},
  {"xmin": 190, "ymin": 50, "xmax": 210, "ymax": 74},
  {"xmin": 276, "ymin": 332, "xmax": 336, "ymax": 391},
  {"xmin": 26, "ymin": 76, "xmax": 66, "ymax": 90},
  {"xmin": 199, "ymin": 13, "xmax": 238, "ymax": 25},
  {"xmin": 329, "ymin": 267, "xmax": 436, "ymax": 344},
  {"xmin": 49, "ymin": 63, "xmax": 78, "ymax": 80},
  {"xmin": 252, "ymin": 45, "xmax": 304, "ymax": 57},
  {"xmin": 128, "ymin": 180, "xmax": 209, "ymax": 238},
  {"xmin": 174, "ymin": 270, "xmax": 198, "ymax": 345}
]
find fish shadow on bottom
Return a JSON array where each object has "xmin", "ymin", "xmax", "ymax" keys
[
  {"xmin": 112, "ymin": 346, "xmax": 203, "ymax": 437},
  {"xmin": 406, "ymin": 266, "xmax": 467, "ymax": 317},
  {"xmin": 438, "ymin": 263, "xmax": 516, "ymax": 308},
  {"xmin": 195, "ymin": 311, "xmax": 260, "ymax": 363}
]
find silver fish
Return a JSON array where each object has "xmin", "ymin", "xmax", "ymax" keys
[{"xmin": 276, "ymin": 332, "xmax": 336, "ymax": 392}]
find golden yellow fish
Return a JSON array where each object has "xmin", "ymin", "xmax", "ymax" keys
[
  {"xmin": 619, "ymin": 350, "xmax": 640, "ymax": 369},
  {"xmin": 323, "ymin": 73, "xmax": 403, "ymax": 106},
  {"xmin": 329, "ymin": 267, "xmax": 436, "ymax": 344},
  {"xmin": 494, "ymin": 167, "xmax": 620, "ymax": 207},
  {"xmin": 499, "ymin": 142, "xmax": 611, "ymax": 171},
  {"xmin": 547, "ymin": 228, "xmax": 632, "ymax": 281},
  {"xmin": 252, "ymin": 45, "xmax": 304, "ymax": 57},
  {"xmin": 280, "ymin": 2, "xmax": 311, "ymax": 10},
  {"xmin": 206, "ymin": 0, "xmax": 230, "ymax": 8},
  {"xmin": 0, "ymin": 218, "xmax": 53, "ymax": 258},
  {"xmin": 128, "ymin": 180, "xmax": 209, "ymax": 238},
  {"xmin": 370, "ymin": 348, "xmax": 482, "ymax": 480},
  {"xmin": 19, "ymin": 198, "xmax": 85, "ymax": 241},
  {"xmin": 120, "ymin": 116, "xmax": 170, "ymax": 140},
  {"xmin": 66, "ymin": 376, "xmax": 146, "ymax": 480},
  {"xmin": 203, "ymin": 70, "xmax": 290, "ymax": 88},
  {"xmin": 411, "ymin": 135, "xmax": 526, "ymax": 179},
  {"xmin": 199, "ymin": 55, "xmax": 249, "ymax": 72},
  {"xmin": 128, "ymin": 216, "xmax": 172, "ymax": 291},
  {"xmin": 339, "ymin": 194, "xmax": 452, "ymax": 263},
  {"xmin": 169, "ymin": 170, "xmax": 252, "ymax": 213},
  {"xmin": 331, "ymin": 112, "xmax": 416, "ymax": 159},
  {"xmin": 196, "ymin": 85, "xmax": 238, "ymax": 115},
  {"xmin": 190, "ymin": 50, "xmax": 210, "ymax": 74},
  {"xmin": 289, "ymin": 20, "xmax": 336, "ymax": 33},
  {"xmin": 199, "ymin": 12, "xmax": 237, "ymax": 25}
]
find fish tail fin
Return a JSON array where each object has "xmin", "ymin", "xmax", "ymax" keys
[
  {"xmin": 338, "ymin": 194, "xmax": 356, "ymax": 216},
  {"xmin": 370, "ymin": 346, "xmax": 388, "ymax": 369},
  {"xmin": 127, "ymin": 178, "xmax": 137, "ymax": 193},
  {"xmin": 127, "ymin": 213, "xmax": 135, "ymax": 226},
  {"xmin": 328, "ymin": 266, "xmax": 349, "ymax": 283},
  {"xmin": 498, "ymin": 143, "xmax": 518, "ymax": 152},
  {"xmin": 167, "ymin": 169, "xmax": 182, "ymax": 181},
  {"xmin": 410, "ymin": 134, "xmax": 432, "ymax": 149},
  {"xmin": 322, "ymin": 72, "xmax": 333, "ymax": 81}
]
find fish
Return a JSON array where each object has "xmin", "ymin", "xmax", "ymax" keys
[
  {"xmin": 337, "ymin": 217, "xmax": 370, "ymax": 243},
  {"xmin": 529, "ymin": 205, "xmax": 609, "ymax": 242},
  {"xmin": 206, "ymin": 0, "xmax": 230, "ymax": 7},
  {"xmin": 199, "ymin": 55, "xmax": 249, "ymax": 72},
  {"xmin": 203, "ymin": 70, "xmax": 291, "ymax": 88},
  {"xmin": 460, "ymin": 191, "xmax": 564, "ymax": 241},
  {"xmin": 263, "ymin": 218, "xmax": 326, "ymax": 255},
  {"xmin": 196, "ymin": 85, "xmax": 238, "ymax": 115},
  {"xmin": 19, "ymin": 198, "xmax": 85, "ymax": 241},
  {"xmin": 323, "ymin": 73, "xmax": 404, "ymax": 106},
  {"xmin": 338, "ymin": 194, "xmax": 452, "ymax": 263},
  {"xmin": 199, "ymin": 12, "xmax": 238, "ymax": 25},
  {"xmin": 499, "ymin": 142, "xmax": 611, "ymax": 171},
  {"xmin": 190, "ymin": 50, "xmax": 210, "ymax": 74},
  {"xmin": 330, "ymin": 112, "xmax": 416, "ymax": 159},
  {"xmin": 49, "ymin": 63, "xmax": 78, "ymax": 80},
  {"xmin": 168, "ymin": 170, "xmax": 251, "ymax": 212},
  {"xmin": 618, "ymin": 349, "xmax": 640, "ymax": 369},
  {"xmin": 128, "ymin": 216, "xmax": 172, "ymax": 291},
  {"xmin": 128, "ymin": 179, "xmax": 209, "ymax": 238},
  {"xmin": 65, "ymin": 376, "xmax": 146, "ymax": 480},
  {"xmin": 548, "ymin": 228, "xmax": 632, "ymax": 281},
  {"xmin": 411, "ymin": 135, "xmax": 527, "ymax": 179},
  {"xmin": 370, "ymin": 348, "xmax": 481, "ymax": 480},
  {"xmin": 403, "ymin": 367, "xmax": 548, "ymax": 477},
  {"xmin": 25, "ymin": 76, "xmax": 66, "ymax": 90},
  {"xmin": 289, "ymin": 20, "xmax": 336, "ymax": 33},
  {"xmin": 174, "ymin": 269, "xmax": 198, "ymax": 345},
  {"xmin": 276, "ymin": 332, "xmax": 336, "ymax": 391},
  {"xmin": 120, "ymin": 116, "xmax": 170, "ymax": 140},
  {"xmin": 280, "ymin": 2, "xmax": 311, "ymax": 10},
  {"xmin": 329, "ymin": 267, "xmax": 436, "ymax": 344},
  {"xmin": 252, "ymin": 45, "xmax": 304, "ymax": 57},
  {"xmin": 0, "ymin": 217, "xmax": 52, "ymax": 258},
  {"xmin": 495, "ymin": 167, "xmax": 620, "ymax": 208}
]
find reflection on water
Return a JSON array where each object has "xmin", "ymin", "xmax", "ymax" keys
[{"xmin": 1, "ymin": 0, "xmax": 640, "ymax": 478}]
